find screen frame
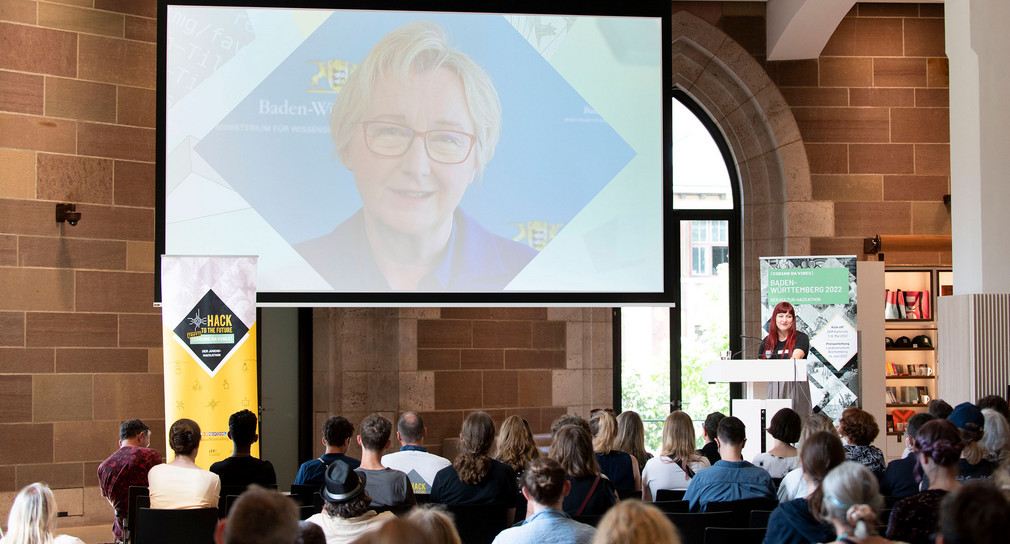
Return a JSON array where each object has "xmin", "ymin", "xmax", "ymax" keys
[{"xmin": 155, "ymin": 0, "xmax": 675, "ymax": 306}]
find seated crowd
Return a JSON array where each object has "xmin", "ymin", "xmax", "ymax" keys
[{"xmin": 6, "ymin": 395, "xmax": 1010, "ymax": 544}]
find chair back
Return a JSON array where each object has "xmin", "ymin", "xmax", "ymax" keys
[
  {"xmin": 134, "ymin": 508, "xmax": 219, "ymax": 544},
  {"xmin": 652, "ymin": 500, "xmax": 690, "ymax": 513},
  {"xmin": 655, "ymin": 488, "xmax": 686, "ymax": 501},
  {"xmin": 665, "ymin": 511, "xmax": 736, "ymax": 543},
  {"xmin": 289, "ymin": 484, "xmax": 324, "ymax": 508},
  {"xmin": 703, "ymin": 497, "xmax": 779, "ymax": 520},
  {"xmin": 444, "ymin": 503, "xmax": 510, "ymax": 544},
  {"xmin": 126, "ymin": 486, "xmax": 150, "ymax": 544},
  {"xmin": 572, "ymin": 514, "xmax": 603, "ymax": 527},
  {"xmin": 618, "ymin": 489, "xmax": 642, "ymax": 501},
  {"xmin": 218, "ymin": 485, "xmax": 249, "ymax": 518},
  {"xmin": 748, "ymin": 509, "xmax": 774, "ymax": 528},
  {"xmin": 704, "ymin": 526, "xmax": 767, "ymax": 544}
]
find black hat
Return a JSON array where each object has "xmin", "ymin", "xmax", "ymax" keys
[
  {"xmin": 885, "ymin": 337, "xmax": 894, "ymax": 348},
  {"xmin": 895, "ymin": 336, "xmax": 913, "ymax": 348},
  {"xmin": 321, "ymin": 460, "xmax": 365, "ymax": 502},
  {"xmin": 912, "ymin": 335, "xmax": 933, "ymax": 348}
]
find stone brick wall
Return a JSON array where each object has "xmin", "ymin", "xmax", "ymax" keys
[{"xmin": 0, "ymin": 0, "xmax": 162, "ymax": 525}]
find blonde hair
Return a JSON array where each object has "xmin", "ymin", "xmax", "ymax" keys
[
  {"xmin": 495, "ymin": 415, "xmax": 539, "ymax": 473},
  {"xmin": 592, "ymin": 500, "xmax": 680, "ymax": 544},
  {"xmin": 5, "ymin": 483, "xmax": 58, "ymax": 544},
  {"xmin": 818, "ymin": 462, "xmax": 883, "ymax": 540},
  {"xmin": 798, "ymin": 412, "xmax": 838, "ymax": 450},
  {"xmin": 406, "ymin": 506, "xmax": 461, "ymax": 544},
  {"xmin": 591, "ymin": 410, "xmax": 619, "ymax": 454},
  {"xmin": 659, "ymin": 411, "xmax": 702, "ymax": 464},
  {"xmin": 615, "ymin": 411, "xmax": 650, "ymax": 470},
  {"xmin": 329, "ymin": 21, "xmax": 501, "ymax": 180}
]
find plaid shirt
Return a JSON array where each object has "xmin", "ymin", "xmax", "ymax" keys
[{"xmin": 97, "ymin": 446, "xmax": 163, "ymax": 540}]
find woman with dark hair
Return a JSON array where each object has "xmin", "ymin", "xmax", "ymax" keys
[
  {"xmin": 430, "ymin": 411, "xmax": 518, "ymax": 522},
  {"xmin": 763, "ymin": 431, "xmax": 846, "ymax": 544},
  {"xmin": 549, "ymin": 424, "xmax": 617, "ymax": 517},
  {"xmin": 838, "ymin": 407, "xmax": 886, "ymax": 474},
  {"xmin": 615, "ymin": 411, "xmax": 652, "ymax": 474},
  {"xmin": 760, "ymin": 301, "xmax": 810, "ymax": 415},
  {"xmin": 491, "ymin": 458, "xmax": 596, "ymax": 544},
  {"xmin": 148, "ymin": 418, "xmax": 220, "ymax": 509},
  {"xmin": 753, "ymin": 407, "xmax": 802, "ymax": 478},
  {"xmin": 886, "ymin": 419, "xmax": 963, "ymax": 544},
  {"xmin": 936, "ymin": 481, "xmax": 1010, "ymax": 544},
  {"xmin": 589, "ymin": 410, "xmax": 640, "ymax": 495}
]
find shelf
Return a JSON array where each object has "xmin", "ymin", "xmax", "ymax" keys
[
  {"xmin": 886, "ymin": 403, "xmax": 928, "ymax": 408},
  {"xmin": 886, "ymin": 432, "xmax": 906, "ymax": 437},
  {"xmin": 885, "ymin": 347, "xmax": 934, "ymax": 351},
  {"xmin": 885, "ymin": 319, "xmax": 934, "ymax": 324},
  {"xmin": 885, "ymin": 375, "xmax": 936, "ymax": 380}
]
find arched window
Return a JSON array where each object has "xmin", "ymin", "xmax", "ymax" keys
[{"xmin": 617, "ymin": 90, "xmax": 741, "ymax": 451}]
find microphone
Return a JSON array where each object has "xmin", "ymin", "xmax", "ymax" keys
[{"xmin": 728, "ymin": 337, "xmax": 768, "ymax": 359}]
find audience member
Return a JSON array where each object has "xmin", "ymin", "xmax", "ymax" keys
[
  {"xmin": 992, "ymin": 454, "xmax": 1010, "ymax": 503},
  {"xmin": 817, "ymin": 462, "xmax": 890, "ymax": 544},
  {"xmin": 491, "ymin": 458, "xmax": 596, "ymax": 544},
  {"xmin": 697, "ymin": 412, "xmax": 726, "ymax": 466},
  {"xmin": 297, "ymin": 521, "xmax": 326, "ymax": 544},
  {"xmin": 615, "ymin": 411, "xmax": 653, "ymax": 473},
  {"xmin": 838, "ymin": 407, "xmax": 885, "ymax": 474},
  {"xmin": 928, "ymin": 399, "xmax": 953, "ymax": 420},
  {"xmin": 591, "ymin": 500, "xmax": 679, "ymax": 544},
  {"xmin": 752, "ymin": 407, "xmax": 802, "ymax": 478},
  {"xmin": 381, "ymin": 412, "xmax": 451, "ymax": 495},
  {"xmin": 778, "ymin": 412, "xmax": 836, "ymax": 502},
  {"xmin": 0, "ymin": 483, "xmax": 85, "ymax": 544},
  {"xmin": 495, "ymin": 415, "xmax": 540, "ymax": 478},
  {"xmin": 210, "ymin": 410, "xmax": 278, "ymax": 488},
  {"xmin": 549, "ymin": 424, "xmax": 617, "ymax": 517},
  {"xmin": 213, "ymin": 485, "xmax": 298, "ymax": 544},
  {"xmin": 430, "ymin": 411, "xmax": 518, "ymax": 522},
  {"xmin": 354, "ymin": 413, "xmax": 415, "ymax": 509},
  {"xmin": 550, "ymin": 414, "xmax": 591, "ymax": 437},
  {"xmin": 589, "ymin": 410, "xmax": 640, "ymax": 494},
  {"xmin": 97, "ymin": 418, "xmax": 164, "ymax": 542},
  {"xmin": 881, "ymin": 412, "xmax": 936, "ymax": 499},
  {"xmin": 937, "ymin": 481, "xmax": 1010, "ymax": 544},
  {"xmin": 764, "ymin": 431, "xmax": 845, "ymax": 544},
  {"xmin": 976, "ymin": 394, "xmax": 1010, "ymax": 423},
  {"xmin": 295, "ymin": 416, "xmax": 359, "ymax": 486},
  {"xmin": 683, "ymin": 416, "xmax": 775, "ymax": 511},
  {"xmin": 886, "ymin": 419, "xmax": 963, "ymax": 544},
  {"xmin": 948, "ymin": 402, "xmax": 994, "ymax": 481},
  {"xmin": 349, "ymin": 518, "xmax": 433, "ymax": 544},
  {"xmin": 148, "ymin": 418, "xmax": 221, "ymax": 509},
  {"xmin": 306, "ymin": 460, "xmax": 394, "ymax": 543},
  {"xmin": 641, "ymin": 411, "xmax": 710, "ymax": 500},
  {"xmin": 979, "ymin": 408, "xmax": 1009, "ymax": 464},
  {"xmin": 405, "ymin": 506, "xmax": 462, "ymax": 544}
]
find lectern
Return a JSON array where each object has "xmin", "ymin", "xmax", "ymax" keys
[{"xmin": 703, "ymin": 358, "xmax": 810, "ymax": 461}]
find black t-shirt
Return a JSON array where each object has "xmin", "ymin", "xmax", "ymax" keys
[
  {"xmin": 430, "ymin": 460, "xmax": 517, "ymax": 505},
  {"xmin": 561, "ymin": 475, "xmax": 617, "ymax": 517},
  {"xmin": 766, "ymin": 331, "xmax": 810, "ymax": 359},
  {"xmin": 698, "ymin": 441, "xmax": 721, "ymax": 467},
  {"xmin": 209, "ymin": 456, "xmax": 277, "ymax": 488}
]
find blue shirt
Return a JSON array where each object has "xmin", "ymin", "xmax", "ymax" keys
[
  {"xmin": 491, "ymin": 508, "xmax": 596, "ymax": 544},
  {"xmin": 683, "ymin": 459, "xmax": 775, "ymax": 512},
  {"xmin": 293, "ymin": 453, "xmax": 360, "ymax": 486}
]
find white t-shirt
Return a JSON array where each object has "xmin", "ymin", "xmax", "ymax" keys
[
  {"xmin": 752, "ymin": 452, "xmax": 800, "ymax": 479},
  {"xmin": 148, "ymin": 463, "xmax": 221, "ymax": 509},
  {"xmin": 641, "ymin": 455, "xmax": 710, "ymax": 497},
  {"xmin": 777, "ymin": 467, "xmax": 809, "ymax": 502},
  {"xmin": 307, "ymin": 510, "xmax": 395, "ymax": 544},
  {"xmin": 380, "ymin": 449, "xmax": 451, "ymax": 495},
  {"xmin": 1, "ymin": 535, "xmax": 84, "ymax": 544}
]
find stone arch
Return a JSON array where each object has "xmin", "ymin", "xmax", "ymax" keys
[{"xmin": 671, "ymin": 10, "xmax": 816, "ymax": 335}]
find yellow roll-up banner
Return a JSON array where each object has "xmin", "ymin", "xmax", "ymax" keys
[{"xmin": 161, "ymin": 256, "xmax": 258, "ymax": 467}]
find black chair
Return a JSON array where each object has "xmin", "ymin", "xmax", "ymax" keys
[
  {"xmin": 704, "ymin": 497, "xmax": 780, "ymax": 522},
  {"xmin": 218, "ymin": 485, "xmax": 249, "ymax": 518},
  {"xmin": 134, "ymin": 507, "xmax": 218, "ymax": 544},
  {"xmin": 415, "ymin": 493, "xmax": 432, "ymax": 505},
  {"xmin": 289, "ymin": 484, "xmax": 324, "ymax": 509},
  {"xmin": 126, "ymin": 486, "xmax": 150, "ymax": 544},
  {"xmin": 618, "ymin": 489, "xmax": 642, "ymax": 501},
  {"xmin": 771, "ymin": 477, "xmax": 783, "ymax": 490},
  {"xmin": 652, "ymin": 500, "xmax": 690, "ymax": 513},
  {"xmin": 298, "ymin": 505, "xmax": 317, "ymax": 520},
  {"xmin": 572, "ymin": 514, "xmax": 604, "ymax": 527},
  {"xmin": 372, "ymin": 503, "xmax": 416, "ymax": 517},
  {"xmin": 704, "ymin": 526, "xmax": 767, "ymax": 544},
  {"xmin": 444, "ymin": 503, "xmax": 510, "ymax": 544},
  {"xmin": 665, "ymin": 511, "xmax": 737, "ymax": 543},
  {"xmin": 655, "ymin": 488, "xmax": 687, "ymax": 502},
  {"xmin": 749, "ymin": 509, "xmax": 774, "ymax": 528}
]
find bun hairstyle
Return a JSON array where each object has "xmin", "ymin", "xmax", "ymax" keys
[
  {"xmin": 818, "ymin": 461, "xmax": 883, "ymax": 540},
  {"xmin": 915, "ymin": 419, "xmax": 964, "ymax": 467},
  {"xmin": 169, "ymin": 418, "xmax": 201, "ymax": 456},
  {"xmin": 522, "ymin": 457, "xmax": 567, "ymax": 506}
]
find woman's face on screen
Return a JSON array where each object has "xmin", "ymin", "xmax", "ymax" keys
[{"xmin": 344, "ymin": 68, "xmax": 477, "ymax": 237}]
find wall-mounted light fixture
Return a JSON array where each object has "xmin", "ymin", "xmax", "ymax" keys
[{"xmin": 55, "ymin": 203, "xmax": 81, "ymax": 226}]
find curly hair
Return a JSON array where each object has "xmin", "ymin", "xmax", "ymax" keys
[
  {"xmin": 495, "ymin": 415, "xmax": 539, "ymax": 473},
  {"xmin": 838, "ymin": 407, "xmax": 878, "ymax": 446},
  {"xmin": 359, "ymin": 413, "xmax": 392, "ymax": 452},
  {"xmin": 323, "ymin": 490, "xmax": 372, "ymax": 519},
  {"xmin": 454, "ymin": 411, "xmax": 496, "ymax": 485}
]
